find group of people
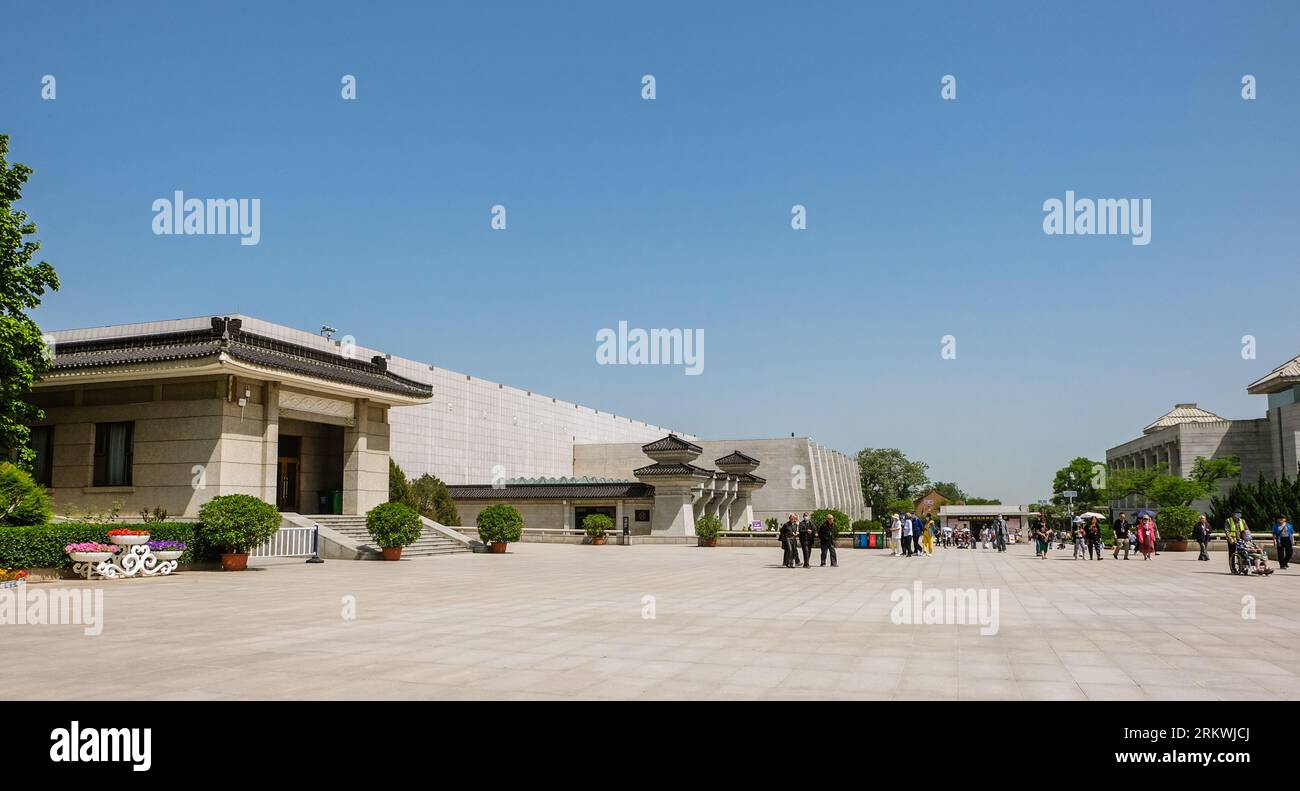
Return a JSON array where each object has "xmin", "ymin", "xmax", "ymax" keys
[
  {"xmin": 887, "ymin": 512, "xmax": 1009, "ymax": 556},
  {"xmin": 1033, "ymin": 512, "xmax": 1162, "ymax": 561},
  {"xmin": 777, "ymin": 512, "xmax": 839, "ymax": 568}
]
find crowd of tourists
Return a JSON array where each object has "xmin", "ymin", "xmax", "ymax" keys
[
  {"xmin": 886, "ymin": 512, "xmax": 1009, "ymax": 556},
  {"xmin": 777, "ymin": 513, "xmax": 839, "ymax": 568}
]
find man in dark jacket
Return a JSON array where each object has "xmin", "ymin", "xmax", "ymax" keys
[
  {"xmin": 818, "ymin": 513, "xmax": 838, "ymax": 567},
  {"xmin": 779, "ymin": 514, "xmax": 799, "ymax": 568},
  {"xmin": 798, "ymin": 513, "xmax": 815, "ymax": 568},
  {"xmin": 1193, "ymin": 514, "xmax": 1211, "ymax": 561},
  {"xmin": 1112, "ymin": 513, "xmax": 1130, "ymax": 560}
]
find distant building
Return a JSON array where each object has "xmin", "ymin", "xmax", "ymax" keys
[
  {"xmin": 913, "ymin": 488, "xmax": 949, "ymax": 516},
  {"xmin": 1104, "ymin": 352, "xmax": 1300, "ymax": 513}
]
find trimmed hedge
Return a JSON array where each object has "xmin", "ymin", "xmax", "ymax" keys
[
  {"xmin": 812, "ymin": 508, "xmax": 851, "ymax": 534},
  {"xmin": 0, "ymin": 522, "xmax": 213, "ymax": 569}
]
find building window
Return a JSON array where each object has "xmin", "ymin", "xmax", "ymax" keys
[
  {"xmin": 93, "ymin": 422, "xmax": 134, "ymax": 487},
  {"xmin": 28, "ymin": 426, "xmax": 54, "ymax": 487}
]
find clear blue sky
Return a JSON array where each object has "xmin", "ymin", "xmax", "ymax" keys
[{"xmin": 4, "ymin": 1, "xmax": 1298, "ymax": 504}]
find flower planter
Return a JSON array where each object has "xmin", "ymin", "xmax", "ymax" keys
[
  {"xmin": 382, "ymin": 547, "xmax": 403, "ymax": 561},
  {"xmin": 68, "ymin": 551, "xmax": 114, "ymax": 563},
  {"xmin": 489, "ymin": 542, "xmax": 508, "ymax": 554},
  {"xmin": 591, "ymin": 537, "xmax": 606, "ymax": 545},
  {"xmin": 220, "ymin": 552, "xmax": 250, "ymax": 571},
  {"xmin": 153, "ymin": 550, "xmax": 184, "ymax": 562},
  {"xmin": 110, "ymin": 534, "xmax": 151, "ymax": 546},
  {"xmin": 1160, "ymin": 539, "xmax": 1189, "ymax": 552},
  {"xmin": 700, "ymin": 538, "xmax": 718, "ymax": 547}
]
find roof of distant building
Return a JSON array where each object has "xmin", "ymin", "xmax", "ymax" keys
[{"xmin": 1142, "ymin": 403, "xmax": 1229, "ymax": 434}]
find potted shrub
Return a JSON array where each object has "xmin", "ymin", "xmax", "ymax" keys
[
  {"xmin": 1155, "ymin": 505, "xmax": 1196, "ymax": 551},
  {"xmin": 197, "ymin": 494, "xmax": 282, "ymax": 571},
  {"xmin": 695, "ymin": 514, "xmax": 722, "ymax": 547},
  {"xmin": 583, "ymin": 513, "xmax": 613, "ymax": 545},
  {"xmin": 366, "ymin": 502, "xmax": 423, "ymax": 560},
  {"xmin": 477, "ymin": 503, "xmax": 523, "ymax": 553}
]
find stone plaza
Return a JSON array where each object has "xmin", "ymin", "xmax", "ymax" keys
[{"xmin": 6, "ymin": 541, "xmax": 1297, "ymax": 701}]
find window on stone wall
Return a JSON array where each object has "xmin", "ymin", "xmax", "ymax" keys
[
  {"xmin": 28, "ymin": 426, "xmax": 54, "ymax": 487},
  {"xmin": 93, "ymin": 422, "xmax": 134, "ymax": 487}
]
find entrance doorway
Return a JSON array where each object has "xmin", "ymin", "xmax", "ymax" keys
[{"xmin": 277, "ymin": 435, "xmax": 302, "ymax": 511}]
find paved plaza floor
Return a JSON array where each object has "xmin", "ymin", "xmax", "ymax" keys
[{"xmin": 7, "ymin": 541, "xmax": 1299, "ymax": 700}]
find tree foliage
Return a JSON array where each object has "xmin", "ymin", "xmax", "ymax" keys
[
  {"xmin": 0, "ymin": 135, "xmax": 60, "ymax": 467},
  {"xmin": 1210, "ymin": 475, "xmax": 1300, "ymax": 531},
  {"xmin": 856, "ymin": 448, "xmax": 929, "ymax": 518}
]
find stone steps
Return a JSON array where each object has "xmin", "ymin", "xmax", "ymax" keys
[{"xmin": 304, "ymin": 515, "xmax": 471, "ymax": 558}]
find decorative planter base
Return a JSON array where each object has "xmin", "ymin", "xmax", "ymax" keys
[
  {"xmin": 489, "ymin": 542, "xmax": 508, "ymax": 554},
  {"xmin": 592, "ymin": 537, "xmax": 606, "ymax": 545},
  {"xmin": 382, "ymin": 547, "xmax": 403, "ymax": 561},
  {"xmin": 220, "ymin": 553, "xmax": 250, "ymax": 571},
  {"xmin": 71, "ymin": 545, "xmax": 177, "ymax": 580}
]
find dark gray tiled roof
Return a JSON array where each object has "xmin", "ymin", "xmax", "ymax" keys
[
  {"xmin": 641, "ymin": 434, "xmax": 703, "ymax": 453},
  {"xmin": 44, "ymin": 318, "xmax": 432, "ymax": 400},
  {"xmin": 632, "ymin": 462, "xmax": 715, "ymax": 477},
  {"xmin": 715, "ymin": 450, "xmax": 760, "ymax": 466},
  {"xmin": 447, "ymin": 482, "xmax": 654, "ymax": 500}
]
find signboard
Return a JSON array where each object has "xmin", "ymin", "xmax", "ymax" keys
[
  {"xmin": 751, "ymin": 521, "xmax": 764, "ymax": 531},
  {"xmin": 1062, "ymin": 490, "xmax": 1078, "ymax": 499}
]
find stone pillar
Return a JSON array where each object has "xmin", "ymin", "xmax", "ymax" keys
[
  {"xmin": 262, "ymin": 382, "xmax": 279, "ymax": 507},
  {"xmin": 343, "ymin": 398, "xmax": 387, "ymax": 516},
  {"xmin": 650, "ymin": 486, "xmax": 697, "ymax": 537}
]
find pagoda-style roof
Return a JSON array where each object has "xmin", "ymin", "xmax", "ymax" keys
[
  {"xmin": 38, "ymin": 316, "xmax": 432, "ymax": 404},
  {"xmin": 715, "ymin": 450, "xmax": 760, "ymax": 467},
  {"xmin": 632, "ymin": 462, "xmax": 715, "ymax": 478},
  {"xmin": 1248, "ymin": 353, "xmax": 1300, "ymax": 395},
  {"xmin": 641, "ymin": 434, "xmax": 703, "ymax": 454},
  {"xmin": 1142, "ymin": 403, "xmax": 1228, "ymax": 434}
]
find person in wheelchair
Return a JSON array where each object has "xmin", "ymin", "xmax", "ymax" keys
[{"xmin": 1235, "ymin": 529, "xmax": 1274, "ymax": 576}]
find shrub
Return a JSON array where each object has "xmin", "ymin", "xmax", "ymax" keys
[
  {"xmin": 365, "ymin": 502, "xmax": 422, "ymax": 548},
  {"xmin": 0, "ymin": 462, "xmax": 51, "ymax": 526},
  {"xmin": 851, "ymin": 519, "xmax": 874, "ymax": 532},
  {"xmin": 694, "ymin": 514, "xmax": 723, "ymax": 541},
  {"xmin": 811, "ymin": 508, "xmax": 851, "ymax": 534},
  {"xmin": 0, "ymin": 522, "xmax": 208, "ymax": 568},
  {"xmin": 1155, "ymin": 505, "xmax": 1198, "ymax": 541},
  {"xmin": 408, "ymin": 473, "xmax": 460, "ymax": 526},
  {"xmin": 582, "ymin": 513, "xmax": 612, "ymax": 538},
  {"xmin": 476, "ymin": 504, "xmax": 523, "ymax": 544},
  {"xmin": 764, "ymin": 517, "xmax": 779, "ymax": 531},
  {"xmin": 197, "ymin": 494, "xmax": 282, "ymax": 554},
  {"xmin": 1210, "ymin": 474, "xmax": 1300, "ymax": 532}
]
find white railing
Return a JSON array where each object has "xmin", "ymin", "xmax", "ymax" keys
[{"xmin": 251, "ymin": 526, "xmax": 316, "ymax": 558}]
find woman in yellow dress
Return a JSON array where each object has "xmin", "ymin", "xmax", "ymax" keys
[{"xmin": 921, "ymin": 518, "xmax": 936, "ymax": 555}]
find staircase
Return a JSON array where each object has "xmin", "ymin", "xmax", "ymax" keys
[{"xmin": 304, "ymin": 515, "xmax": 472, "ymax": 559}]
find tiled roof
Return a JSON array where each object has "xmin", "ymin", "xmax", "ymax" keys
[
  {"xmin": 447, "ymin": 482, "xmax": 654, "ymax": 500},
  {"xmin": 1142, "ymin": 403, "xmax": 1228, "ymax": 434},
  {"xmin": 715, "ymin": 451, "xmax": 760, "ymax": 466},
  {"xmin": 632, "ymin": 462, "xmax": 714, "ymax": 477},
  {"xmin": 43, "ymin": 317, "xmax": 432, "ymax": 400},
  {"xmin": 1247, "ymin": 354, "xmax": 1300, "ymax": 395},
  {"xmin": 641, "ymin": 434, "xmax": 703, "ymax": 454}
]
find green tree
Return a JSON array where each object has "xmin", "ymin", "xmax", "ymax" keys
[
  {"xmin": 0, "ymin": 135, "xmax": 60, "ymax": 467},
  {"xmin": 408, "ymin": 472, "xmax": 460, "ymax": 526},
  {"xmin": 389, "ymin": 458, "xmax": 411, "ymax": 504},
  {"xmin": 856, "ymin": 448, "xmax": 930, "ymax": 518},
  {"xmin": 964, "ymin": 497, "xmax": 1003, "ymax": 506},
  {"xmin": 1050, "ymin": 457, "xmax": 1105, "ymax": 507},
  {"xmin": 928, "ymin": 481, "xmax": 966, "ymax": 502}
]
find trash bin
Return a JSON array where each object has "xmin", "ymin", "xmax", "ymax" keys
[
  {"xmin": 318, "ymin": 493, "xmax": 331, "ymax": 513},
  {"xmin": 330, "ymin": 490, "xmax": 343, "ymax": 515},
  {"xmin": 853, "ymin": 532, "xmax": 869, "ymax": 549},
  {"xmin": 869, "ymin": 532, "xmax": 883, "ymax": 548}
]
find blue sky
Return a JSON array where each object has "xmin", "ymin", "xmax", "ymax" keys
[{"xmin": 4, "ymin": 1, "xmax": 1298, "ymax": 504}]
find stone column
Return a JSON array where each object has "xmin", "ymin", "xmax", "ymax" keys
[{"xmin": 262, "ymin": 382, "xmax": 279, "ymax": 507}]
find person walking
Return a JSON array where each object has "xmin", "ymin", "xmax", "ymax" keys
[
  {"xmin": 1136, "ymin": 515, "xmax": 1156, "ymax": 560},
  {"xmin": 798, "ymin": 512, "xmax": 815, "ymax": 568},
  {"xmin": 1224, "ymin": 511, "xmax": 1248, "ymax": 574},
  {"xmin": 1034, "ymin": 519, "xmax": 1049, "ymax": 559},
  {"xmin": 1194, "ymin": 514, "xmax": 1211, "ymax": 561},
  {"xmin": 890, "ymin": 513, "xmax": 903, "ymax": 556},
  {"xmin": 901, "ymin": 514, "xmax": 914, "ymax": 557},
  {"xmin": 911, "ymin": 513, "xmax": 925, "ymax": 556},
  {"xmin": 1086, "ymin": 517, "xmax": 1103, "ymax": 560},
  {"xmin": 993, "ymin": 515, "xmax": 1008, "ymax": 552},
  {"xmin": 1272, "ymin": 515, "xmax": 1293, "ymax": 570},
  {"xmin": 779, "ymin": 514, "xmax": 799, "ymax": 568},
  {"xmin": 818, "ymin": 512, "xmax": 838, "ymax": 567},
  {"xmin": 1072, "ymin": 520, "xmax": 1086, "ymax": 560},
  {"xmin": 1112, "ymin": 512, "xmax": 1130, "ymax": 560}
]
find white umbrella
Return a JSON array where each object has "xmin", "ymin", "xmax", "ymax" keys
[{"xmin": 1077, "ymin": 511, "xmax": 1108, "ymax": 520}]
